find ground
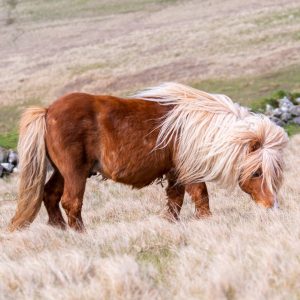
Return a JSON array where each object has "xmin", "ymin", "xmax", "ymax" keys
[{"xmin": 1, "ymin": 0, "xmax": 300, "ymax": 299}]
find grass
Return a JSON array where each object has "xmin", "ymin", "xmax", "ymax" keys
[
  {"xmin": 136, "ymin": 246, "xmax": 173, "ymax": 284},
  {"xmin": 191, "ymin": 65, "xmax": 300, "ymax": 106},
  {"xmin": 0, "ymin": 130, "xmax": 18, "ymax": 149},
  {"xmin": 5, "ymin": 0, "xmax": 178, "ymax": 23},
  {"xmin": 254, "ymin": 7, "xmax": 300, "ymax": 27},
  {"xmin": 71, "ymin": 62, "xmax": 107, "ymax": 75},
  {"xmin": 0, "ymin": 99, "xmax": 41, "ymax": 149},
  {"xmin": 284, "ymin": 123, "xmax": 300, "ymax": 136},
  {"xmin": 1, "ymin": 135, "xmax": 300, "ymax": 299}
]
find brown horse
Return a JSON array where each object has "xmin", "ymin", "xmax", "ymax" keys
[{"xmin": 9, "ymin": 83, "xmax": 288, "ymax": 231}]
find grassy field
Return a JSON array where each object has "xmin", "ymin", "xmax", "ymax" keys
[{"xmin": 1, "ymin": 0, "xmax": 300, "ymax": 299}]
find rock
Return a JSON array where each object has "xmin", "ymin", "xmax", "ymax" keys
[
  {"xmin": 1, "ymin": 162, "xmax": 14, "ymax": 173},
  {"xmin": 292, "ymin": 116, "xmax": 300, "ymax": 125},
  {"xmin": 0, "ymin": 165, "xmax": 3, "ymax": 177},
  {"xmin": 273, "ymin": 108, "xmax": 282, "ymax": 117},
  {"xmin": 290, "ymin": 105, "xmax": 300, "ymax": 117},
  {"xmin": 280, "ymin": 112, "xmax": 292, "ymax": 123},
  {"xmin": 270, "ymin": 116, "xmax": 284, "ymax": 127},
  {"xmin": 265, "ymin": 104, "xmax": 274, "ymax": 115},
  {"xmin": 295, "ymin": 97, "xmax": 300, "ymax": 104},
  {"xmin": 279, "ymin": 96, "xmax": 294, "ymax": 110},
  {"xmin": 279, "ymin": 96, "xmax": 294, "ymax": 113},
  {"xmin": 8, "ymin": 150, "xmax": 18, "ymax": 166},
  {"xmin": 0, "ymin": 147, "xmax": 9, "ymax": 163}
]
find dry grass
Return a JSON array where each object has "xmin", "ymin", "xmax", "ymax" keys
[{"xmin": 0, "ymin": 135, "xmax": 299, "ymax": 299}]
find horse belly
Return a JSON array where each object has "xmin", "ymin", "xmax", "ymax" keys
[{"xmin": 99, "ymin": 142, "xmax": 171, "ymax": 188}]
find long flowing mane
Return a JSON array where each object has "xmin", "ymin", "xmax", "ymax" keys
[{"xmin": 132, "ymin": 82, "xmax": 289, "ymax": 192}]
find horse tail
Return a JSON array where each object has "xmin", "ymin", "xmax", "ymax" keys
[{"xmin": 9, "ymin": 107, "xmax": 47, "ymax": 231}]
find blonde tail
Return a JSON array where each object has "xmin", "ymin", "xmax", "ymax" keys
[{"xmin": 9, "ymin": 107, "xmax": 47, "ymax": 231}]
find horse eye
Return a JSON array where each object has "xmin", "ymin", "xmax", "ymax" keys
[{"xmin": 252, "ymin": 170, "xmax": 262, "ymax": 178}]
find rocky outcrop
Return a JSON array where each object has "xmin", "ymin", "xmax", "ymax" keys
[
  {"xmin": 0, "ymin": 147, "xmax": 18, "ymax": 177},
  {"xmin": 264, "ymin": 96, "xmax": 300, "ymax": 127}
]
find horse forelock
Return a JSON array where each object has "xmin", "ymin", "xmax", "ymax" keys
[{"xmin": 132, "ymin": 82, "xmax": 289, "ymax": 189}]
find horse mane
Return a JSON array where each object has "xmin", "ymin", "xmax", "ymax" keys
[{"xmin": 132, "ymin": 82, "xmax": 289, "ymax": 192}]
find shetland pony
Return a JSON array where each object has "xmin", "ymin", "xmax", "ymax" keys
[{"xmin": 9, "ymin": 83, "xmax": 288, "ymax": 231}]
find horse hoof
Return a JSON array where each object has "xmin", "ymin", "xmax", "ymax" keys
[
  {"xmin": 194, "ymin": 210, "xmax": 212, "ymax": 219},
  {"xmin": 48, "ymin": 220, "xmax": 66, "ymax": 230}
]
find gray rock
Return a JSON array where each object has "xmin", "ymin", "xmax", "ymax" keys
[
  {"xmin": 0, "ymin": 165, "xmax": 3, "ymax": 177},
  {"xmin": 0, "ymin": 147, "xmax": 9, "ymax": 163},
  {"xmin": 8, "ymin": 150, "xmax": 18, "ymax": 166},
  {"xmin": 273, "ymin": 108, "xmax": 282, "ymax": 117},
  {"xmin": 270, "ymin": 116, "xmax": 284, "ymax": 127},
  {"xmin": 295, "ymin": 97, "xmax": 300, "ymax": 104},
  {"xmin": 265, "ymin": 104, "xmax": 274, "ymax": 115},
  {"xmin": 279, "ymin": 96, "xmax": 294, "ymax": 107},
  {"xmin": 290, "ymin": 105, "xmax": 300, "ymax": 117},
  {"xmin": 292, "ymin": 116, "xmax": 300, "ymax": 125},
  {"xmin": 280, "ymin": 112, "xmax": 292, "ymax": 123},
  {"xmin": 1, "ymin": 162, "xmax": 14, "ymax": 173}
]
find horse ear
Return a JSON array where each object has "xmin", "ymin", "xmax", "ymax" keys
[{"xmin": 249, "ymin": 139, "xmax": 261, "ymax": 152}]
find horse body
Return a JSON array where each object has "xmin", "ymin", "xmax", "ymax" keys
[
  {"xmin": 46, "ymin": 93, "xmax": 173, "ymax": 188},
  {"xmin": 9, "ymin": 83, "xmax": 289, "ymax": 231}
]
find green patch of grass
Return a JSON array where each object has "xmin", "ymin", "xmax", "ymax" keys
[
  {"xmin": 191, "ymin": 65, "xmax": 300, "ymax": 106},
  {"xmin": 137, "ymin": 246, "xmax": 173, "ymax": 284},
  {"xmin": 283, "ymin": 123, "xmax": 300, "ymax": 137},
  {"xmin": 0, "ymin": 98, "xmax": 41, "ymax": 149},
  {"xmin": 71, "ymin": 62, "xmax": 107, "ymax": 75},
  {"xmin": 14, "ymin": 0, "xmax": 178, "ymax": 23},
  {"xmin": 0, "ymin": 130, "xmax": 18, "ymax": 149},
  {"xmin": 254, "ymin": 8, "xmax": 300, "ymax": 27}
]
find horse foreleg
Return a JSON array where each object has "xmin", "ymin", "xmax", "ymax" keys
[
  {"xmin": 186, "ymin": 182, "xmax": 211, "ymax": 218},
  {"xmin": 164, "ymin": 172, "xmax": 185, "ymax": 221},
  {"xmin": 43, "ymin": 170, "xmax": 66, "ymax": 229},
  {"xmin": 61, "ymin": 174, "xmax": 86, "ymax": 232}
]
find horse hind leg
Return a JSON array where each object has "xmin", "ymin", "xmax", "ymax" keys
[
  {"xmin": 164, "ymin": 171, "xmax": 185, "ymax": 221},
  {"xmin": 60, "ymin": 170, "xmax": 87, "ymax": 232},
  {"xmin": 43, "ymin": 170, "xmax": 66, "ymax": 229}
]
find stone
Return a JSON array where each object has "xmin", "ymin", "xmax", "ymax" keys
[
  {"xmin": 0, "ymin": 165, "xmax": 3, "ymax": 177},
  {"xmin": 1, "ymin": 162, "xmax": 14, "ymax": 173},
  {"xmin": 280, "ymin": 112, "xmax": 292, "ymax": 123},
  {"xmin": 269, "ymin": 116, "xmax": 284, "ymax": 127},
  {"xmin": 0, "ymin": 147, "xmax": 9, "ymax": 163},
  {"xmin": 290, "ymin": 105, "xmax": 300, "ymax": 117},
  {"xmin": 8, "ymin": 150, "xmax": 18, "ymax": 166},
  {"xmin": 273, "ymin": 108, "xmax": 282, "ymax": 117},
  {"xmin": 292, "ymin": 116, "xmax": 300, "ymax": 125},
  {"xmin": 279, "ymin": 97, "xmax": 294, "ymax": 113},
  {"xmin": 279, "ymin": 96, "xmax": 294, "ymax": 108},
  {"xmin": 265, "ymin": 104, "xmax": 274, "ymax": 115},
  {"xmin": 295, "ymin": 97, "xmax": 300, "ymax": 104}
]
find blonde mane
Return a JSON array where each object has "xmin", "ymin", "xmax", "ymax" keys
[{"xmin": 132, "ymin": 82, "xmax": 289, "ymax": 192}]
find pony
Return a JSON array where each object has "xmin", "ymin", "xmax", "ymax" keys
[{"xmin": 9, "ymin": 83, "xmax": 289, "ymax": 231}]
